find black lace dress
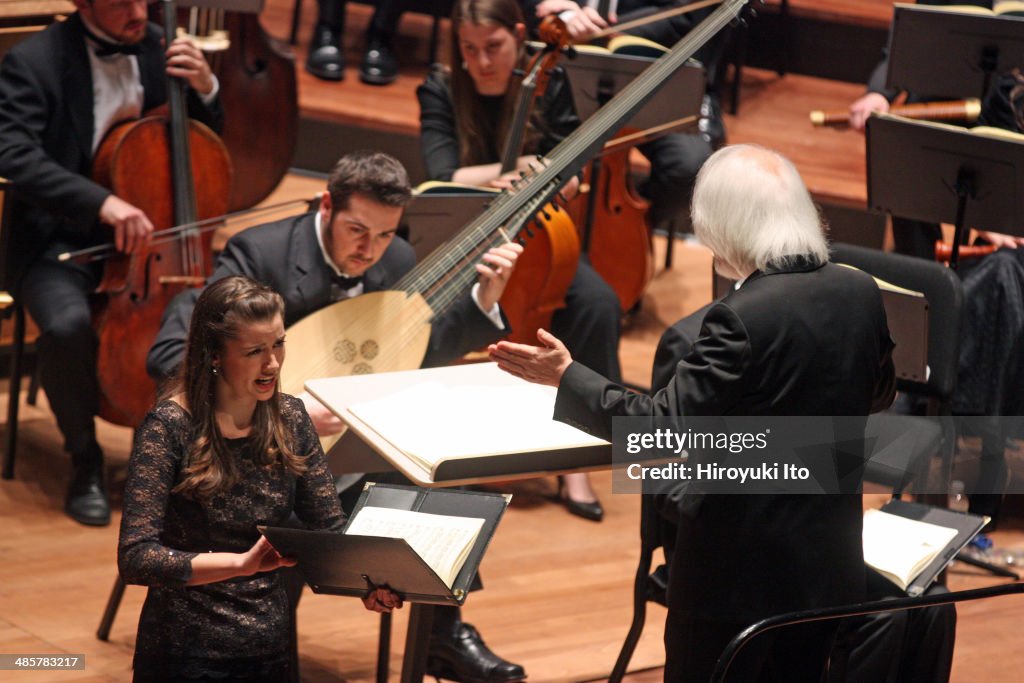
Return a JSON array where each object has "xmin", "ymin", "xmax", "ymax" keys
[{"xmin": 118, "ymin": 395, "xmax": 344, "ymax": 681}]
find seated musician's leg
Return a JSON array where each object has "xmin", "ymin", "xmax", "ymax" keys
[
  {"xmin": 551, "ymin": 259, "xmax": 622, "ymax": 382},
  {"xmin": 637, "ymin": 132, "xmax": 713, "ymax": 234},
  {"xmin": 17, "ymin": 253, "xmax": 106, "ymax": 525},
  {"xmin": 360, "ymin": 0, "xmax": 407, "ymax": 85},
  {"xmin": 307, "ymin": 0, "xmax": 348, "ymax": 81}
]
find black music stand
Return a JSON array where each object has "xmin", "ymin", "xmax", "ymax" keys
[
  {"xmin": 563, "ymin": 49, "xmax": 706, "ymax": 131},
  {"xmin": 402, "ymin": 188, "xmax": 491, "ymax": 261},
  {"xmin": 887, "ymin": 4, "xmax": 1024, "ymax": 99},
  {"xmin": 562, "ymin": 50, "xmax": 705, "ymax": 262},
  {"xmin": 866, "ymin": 113, "xmax": 1024, "ymax": 271}
]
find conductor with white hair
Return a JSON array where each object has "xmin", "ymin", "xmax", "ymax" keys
[{"xmin": 489, "ymin": 144, "xmax": 897, "ymax": 682}]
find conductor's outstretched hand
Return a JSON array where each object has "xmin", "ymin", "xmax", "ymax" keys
[{"xmin": 489, "ymin": 328, "xmax": 573, "ymax": 387}]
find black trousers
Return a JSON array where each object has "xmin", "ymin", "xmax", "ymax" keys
[
  {"xmin": 552, "ymin": 258, "xmax": 623, "ymax": 383},
  {"xmin": 15, "ymin": 247, "xmax": 101, "ymax": 457},
  {"xmin": 637, "ymin": 132, "xmax": 714, "ymax": 231},
  {"xmin": 664, "ymin": 613, "xmax": 838, "ymax": 683},
  {"xmin": 317, "ymin": 0, "xmax": 406, "ymax": 38},
  {"xmin": 829, "ymin": 571, "xmax": 956, "ymax": 683}
]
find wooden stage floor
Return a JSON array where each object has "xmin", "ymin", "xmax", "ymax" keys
[
  {"xmin": 2, "ymin": 225, "xmax": 1024, "ymax": 682},
  {"xmin": 2, "ymin": 3, "xmax": 1023, "ymax": 680}
]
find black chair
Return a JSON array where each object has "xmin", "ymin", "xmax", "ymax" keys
[
  {"xmin": 711, "ymin": 583, "xmax": 1024, "ymax": 682},
  {"xmin": 831, "ymin": 242, "xmax": 964, "ymax": 500}
]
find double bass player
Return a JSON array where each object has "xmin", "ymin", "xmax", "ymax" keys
[{"xmin": 0, "ymin": 0, "xmax": 222, "ymax": 526}]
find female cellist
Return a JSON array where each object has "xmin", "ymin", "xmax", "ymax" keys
[
  {"xmin": 417, "ymin": 0, "xmax": 619, "ymax": 521},
  {"xmin": 0, "ymin": 0, "xmax": 222, "ymax": 526}
]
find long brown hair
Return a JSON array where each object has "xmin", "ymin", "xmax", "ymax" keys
[
  {"xmin": 173, "ymin": 276, "xmax": 306, "ymax": 500},
  {"xmin": 449, "ymin": 0, "xmax": 542, "ymax": 167}
]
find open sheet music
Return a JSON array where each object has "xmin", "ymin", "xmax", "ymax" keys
[
  {"xmin": 345, "ymin": 506, "xmax": 485, "ymax": 589},
  {"xmin": 346, "ymin": 380, "xmax": 606, "ymax": 477}
]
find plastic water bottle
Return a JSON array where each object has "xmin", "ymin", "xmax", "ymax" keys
[{"xmin": 949, "ymin": 479, "xmax": 969, "ymax": 513}]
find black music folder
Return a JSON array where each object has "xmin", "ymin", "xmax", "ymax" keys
[
  {"xmin": 873, "ymin": 499, "xmax": 989, "ymax": 597},
  {"xmin": 260, "ymin": 483, "xmax": 510, "ymax": 605}
]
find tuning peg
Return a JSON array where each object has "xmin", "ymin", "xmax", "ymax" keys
[
  {"xmin": 517, "ymin": 236, "xmax": 526, "ymax": 247},
  {"xmin": 563, "ymin": 45, "xmax": 577, "ymax": 60},
  {"xmin": 525, "ymin": 225, "xmax": 536, "ymax": 238},
  {"xmin": 541, "ymin": 209, "xmax": 551, "ymax": 220}
]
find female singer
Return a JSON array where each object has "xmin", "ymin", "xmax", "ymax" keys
[
  {"xmin": 417, "ymin": 0, "xmax": 620, "ymax": 521},
  {"xmin": 118, "ymin": 276, "xmax": 399, "ymax": 681}
]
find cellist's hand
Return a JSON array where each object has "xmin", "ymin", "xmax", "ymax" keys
[
  {"xmin": 476, "ymin": 242, "xmax": 523, "ymax": 311},
  {"xmin": 99, "ymin": 194, "xmax": 154, "ymax": 254},
  {"xmin": 166, "ymin": 36, "xmax": 215, "ymax": 96}
]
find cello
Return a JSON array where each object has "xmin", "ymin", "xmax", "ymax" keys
[{"xmin": 91, "ymin": 0, "xmax": 232, "ymax": 428}]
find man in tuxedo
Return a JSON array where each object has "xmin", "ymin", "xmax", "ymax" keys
[
  {"xmin": 148, "ymin": 150, "xmax": 528, "ymax": 683},
  {"xmin": 0, "ymin": 0, "xmax": 222, "ymax": 526},
  {"xmin": 652, "ymin": 307, "xmax": 957, "ymax": 683},
  {"xmin": 490, "ymin": 144, "xmax": 896, "ymax": 681}
]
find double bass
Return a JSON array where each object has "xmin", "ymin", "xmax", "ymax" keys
[{"xmin": 91, "ymin": 0, "xmax": 232, "ymax": 428}]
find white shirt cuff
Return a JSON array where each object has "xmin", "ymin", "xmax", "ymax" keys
[
  {"xmin": 471, "ymin": 283, "xmax": 505, "ymax": 329},
  {"xmin": 198, "ymin": 74, "xmax": 220, "ymax": 105}
]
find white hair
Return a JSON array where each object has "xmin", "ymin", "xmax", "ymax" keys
[{"xmin": 691, "ymin": 144, "xmax": 828, "ymax": 277}]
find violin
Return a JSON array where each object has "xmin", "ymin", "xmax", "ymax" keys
[{"xmin": 91, "ymin": 0, "xmax": 232, "ymax": 428}]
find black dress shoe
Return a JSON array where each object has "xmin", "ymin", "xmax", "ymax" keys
[
  {"xmin": 359, "ymin": 37, "xmax": 398, "ymax": 85},
  {"xmin": 65, "ymin": 461, "xmax": 110, "ymax": 526},
  {"xmin": 426, "ymin": 621, "xmax": 526, "ymax": 683},
  {"xmin": 306, "ymin": 23, "xmax": 345, "ymax": 81},
  {"xmin": 556, "ymin": 476, "xmax": 604, "ymax": 522}
]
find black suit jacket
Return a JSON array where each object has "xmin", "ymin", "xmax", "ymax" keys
[
  {"xmin": 0, "ymin": 13, "xmax": 223, "ymax": 289},
  {"xmin": 555, "ymin": 260, "xmax": 896, "ymax": 622},
  {"xmin": 147, "ymin": 212, "xmax": 503, "ymax": 380}
]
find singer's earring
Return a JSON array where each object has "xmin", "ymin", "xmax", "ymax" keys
[
  {"xmin": 461, "ymin": 60, "xmax": 468, "ymax": 70},
  {"xmin": 212, "ymin": 365, "xmax": 219, "ymax": 376}
]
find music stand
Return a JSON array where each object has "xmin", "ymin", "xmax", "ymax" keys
[
  {"xmin": 562, "ymin": 50, "xmax": 705, "ymax": 252},
  {"xmin": 866, "ymin": 113, "xmax": 1024, "ymax": 270},
  {"xmin": 401, "ymin": 190, "xmax": 491, "ymax": 261},
  {"xmin": 887, "ymin": 4, "xmax": 1024, "ymax": 99},
  {"xmin": 563, "ymin": 49, "xmax": 706, "ymax": 130}
]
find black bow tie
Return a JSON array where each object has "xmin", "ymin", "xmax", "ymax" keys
[
  {"xmin": 331, "ymin": 273, "xmax": 364, "ymax": 290},
  {"xmin": 83, "ymin": 24, "xmax": 144, "ymax": 58}
]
